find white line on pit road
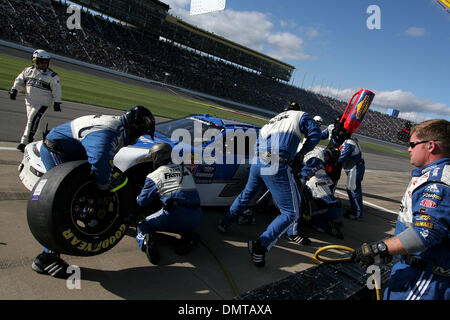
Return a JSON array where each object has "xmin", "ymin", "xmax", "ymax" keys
[
  {"xmin": 335, "ymin": 190, "xmax": 398, "ymax": 215},
  {"xmin": 0, "ymin": 147, "xmax": 19, "ymax": 151}
]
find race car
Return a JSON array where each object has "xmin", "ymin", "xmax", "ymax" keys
[{"xmin": 19, "ymin": 113, "xmax": 261, "ymax": 206}]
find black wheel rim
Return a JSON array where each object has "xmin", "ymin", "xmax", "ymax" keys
[{"xmin": 70, "ymin": 181, "xmax": 119, "ymax": 236}]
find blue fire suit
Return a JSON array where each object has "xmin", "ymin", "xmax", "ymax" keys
[
  {"xmin": 136, "ymin": 163, "xmax": 202, "ymax": 249},
  {"xmin": 39, "ymin": 114, "xmax": 131, "ymax": 253},
  {"xmin": 384, "ymin": 158, "xmax": 450, "ymax": 300},
  {"xmin": 300, "ymin": 147, "xmax": 342, "ymax": 232},
  {"xmin": 221, "ymin": 111, "xmax": 321, "ymax": 251},
  {"xmin": 40, "ymin": 114, "xmax": 130, "ymax": 189},
  {"xmin": 338, "ymin": 136, "xmax": 365, "ymax": 218}
]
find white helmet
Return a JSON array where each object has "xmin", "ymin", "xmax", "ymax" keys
[
  {"xmin": 313, "ymin": 115, "xmax": 323, "ymax": 123},
  {"xmin": 32, "ymin": 49, "xmax": 51, "ymax": 67}
]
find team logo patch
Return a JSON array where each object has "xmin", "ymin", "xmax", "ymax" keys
[
  {"xmin": 425, "ymin": 184, "xmax": 440, "ymax": 193},
  {"xmin": 422, "ymin": 192, "xmax": 442, "ymax": 201},
  {"xmin": 432, "ymin": 167, "xmax": 441, "ymax": 177},
  {"xmin": 416, "ymin": 214, "xmax": 431, "ymax": 222},
  {"xmin": 420, "ymin": 199, "xmax": 437, "ymax": 208},
  {"xmin": 414, "ymin": 221, "xmax": 434, "ymax": 229}
]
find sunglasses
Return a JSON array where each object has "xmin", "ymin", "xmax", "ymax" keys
[{"xmin": 409, "ymin": 140, "xmax": 439, "ymax": 149}]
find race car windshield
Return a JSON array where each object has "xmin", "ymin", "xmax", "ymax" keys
[{"xmin": 156, "ymin": 117, "xmax": 220, "ymax": 142}]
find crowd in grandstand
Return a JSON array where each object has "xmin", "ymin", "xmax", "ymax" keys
[{"xmin": 0, "ymin": 0, "xmax": 409, "ymax": 145}]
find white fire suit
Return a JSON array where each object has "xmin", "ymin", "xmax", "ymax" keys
[{"xmin": 11, "ymin": 65, "xmax": 62, "ymax": 144}]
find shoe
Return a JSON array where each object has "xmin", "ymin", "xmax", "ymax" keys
[
  {"xmin": 31, "ymin": 251, "xmax": 69, "ymax": 278},
  {"xmin": 238, "ymin": 209, "xmax": 256, "ymax": 225},
  {"xmin": 343, "ymin": 211, "xmax": 360, "ymax": 220},
  {"xmin": 286, "ymin": 234, "xmax": 311, "ymax": 245},
  {"xmin": 325, "ymin": 221, "xmax": 344, "ymax": 239},
  {"xmin": 248, "ymin": 239, "xmax": 266, "ymax": 267},
  {"xmin": 17, "ymin": 143, "xmax": 25, "ymax": 153},
  {"xmin": 175, "ymin": 232, "xmax": 199, "ymax": 255},
  {"xmin": 217, "ymin": 220, "xmax": 228, "ymax": 233},
  {"xmin": 143, "ymin": 232, "xmax": 160, "ymax": 265}
]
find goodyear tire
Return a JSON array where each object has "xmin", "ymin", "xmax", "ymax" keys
[{"xmin": 27, "ymin": 160, "xmax": 132, "ymax": 256}]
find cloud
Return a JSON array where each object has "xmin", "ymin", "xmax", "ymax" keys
[
  {"xmin": 280, "ymin": 20, "xmax": 296, "ymax": 29},
  {"xmin": 162, "ymin": 0, "xmax": 313, "ymax": 60},
  {"xmin": 305, "ymin": 28, "xmax": 319, "ymax": 39},
  {"xmin": 404, "ymin": 27, "xmax": 425, "ymax": 37},
  {"xmin": 308, "ymin": 86, "xmax": 450, "ymax": 119}
]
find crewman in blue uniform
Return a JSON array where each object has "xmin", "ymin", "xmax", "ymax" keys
[
  {"xmin": 352, "ymin": 119, "xmax": 450, "ymax": 300},
  {"xmin": 31, "ymin": 105, "xmax": 155, "ymax": 277},
  {"xmin": 300, "ymin": 146, "xmax": 343, "ymax": 239},
  {"xmin": 338, "ymin": 135, "xmax": 365, "ymax": 220},
  {"xmin": 217, "ymin": 101, "xmax": 321, "ymax": 267},
  {"xmin": 135, "ymin": 143, "xmax": 203, "ymax": 264}
]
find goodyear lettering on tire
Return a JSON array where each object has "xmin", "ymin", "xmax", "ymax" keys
[{"xmin": 62, "ymin": 224, "xmax": 127, "ymax": 252}]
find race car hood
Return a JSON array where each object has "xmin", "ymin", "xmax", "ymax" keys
[{"xmin": 113, "ymin": 130, "xmax": 192, "ymax": 172}]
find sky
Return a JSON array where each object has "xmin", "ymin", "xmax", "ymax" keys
[{"xmin": 160, "ymin": 0, "xmax": 450, "ymax": 122}]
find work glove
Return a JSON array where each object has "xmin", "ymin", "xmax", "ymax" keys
[
  {"xmin": 351, "ymin": 241, "xmax": 392, "ymax": 268},
  {"xmin": 291, "ymin": 152, "xmax": 305, "ymax": 172},
  {"xmin": 9, "ymin": 89, "xmax": 17, "ymax": 100},
  {"xmin": 108, "ymin": 168, "xmax": 128, "ymax": 192},
  {"xmin": 53, "ymin": 102, "xmax": 62, "ymax": 112}
]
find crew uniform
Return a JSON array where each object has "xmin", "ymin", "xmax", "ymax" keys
[
  {"xmin": 11, "ymin": 51, "xmax": 62, "ymax": 150},
  {"xmin": 338, "ymin": 136, "xmax": 365, "ymax": 219},
  {"xmin": 321, "ymin": 123, "xmax": 334, "ymax": 141},
  {"xmin": 218, "ymin": 103, "xmax": 321, "ymax": 267},
  {"xmin": 135, "ymin": 147, "xmax": 203, "ymax": 263},
  {"xmin": 40, "ymin": 114, "xmax": 130, "ymax": 190},
  {"xmin": 300, "ymin": 146, "xmax": 343, "ymax": 238},
  {"xmin": 384, "ymin": 158, "xmax": 450, "ymax": 300},
  {"xmin": 31, "ymin": 106, "xmax": 155, "ymax": 277}
]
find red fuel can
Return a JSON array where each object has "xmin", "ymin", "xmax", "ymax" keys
[{"xmin": 340, "ymin": 89, "xmax": 375, "ymax": 134}]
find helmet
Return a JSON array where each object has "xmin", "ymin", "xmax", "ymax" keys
[
  {"xmin": 283, "ymin": 101, "xmax": 300, "ymax": 112},
  {"xmin": 325, "ymin": 146, "xmax": 340, "ymax": 162},
  {"xmin": 32, "ymin": 49, "xmax": 51, "ymax": 69},
  {"xmin": 313, "ymin": 116, "xmax": 323, "ymax": 124},
  {"xmin": 123, "ymin": 105, "xmax": 155, "ymax": 144},
  {"xmin": 146, "ymin": 143, "xmax": 172, "ymax": 169}
]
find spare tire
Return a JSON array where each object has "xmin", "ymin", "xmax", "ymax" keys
[{"xmin": 27, "ymin": 160, "xmax": 133, "ymax": 256}]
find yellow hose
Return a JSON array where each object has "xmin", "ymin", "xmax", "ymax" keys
[
  {"xmin": 199, "ymin": 238, "xmax": 240, "ymax": 297},
  {"xmin": 312, "ymin": 245, "xmax": 381, "ymax": 300},
  {"xmin": 312, "ymin": 245, "xmax": 355, "ymax": 264}
]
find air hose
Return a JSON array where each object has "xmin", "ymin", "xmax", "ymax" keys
[
  {"xmin": 312, "ymin": 245, "xmax": 382, "ymax": 300},
  {"xmin": 199, "ymin": 238, "xmax": 240, "ymax": 297}
]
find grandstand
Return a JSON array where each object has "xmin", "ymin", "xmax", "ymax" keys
[{"xmin": 0, "ymin": 0, "xmax": 411, "ymax": 145}]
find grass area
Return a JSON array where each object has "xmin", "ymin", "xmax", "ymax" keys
[
  {"xmin": 0, "ymin": 53, "xmax": 267, "ymax": 126},
  {"xmin": 0, "ymin": 53, "xmax": 408, "ymax": 158}
]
